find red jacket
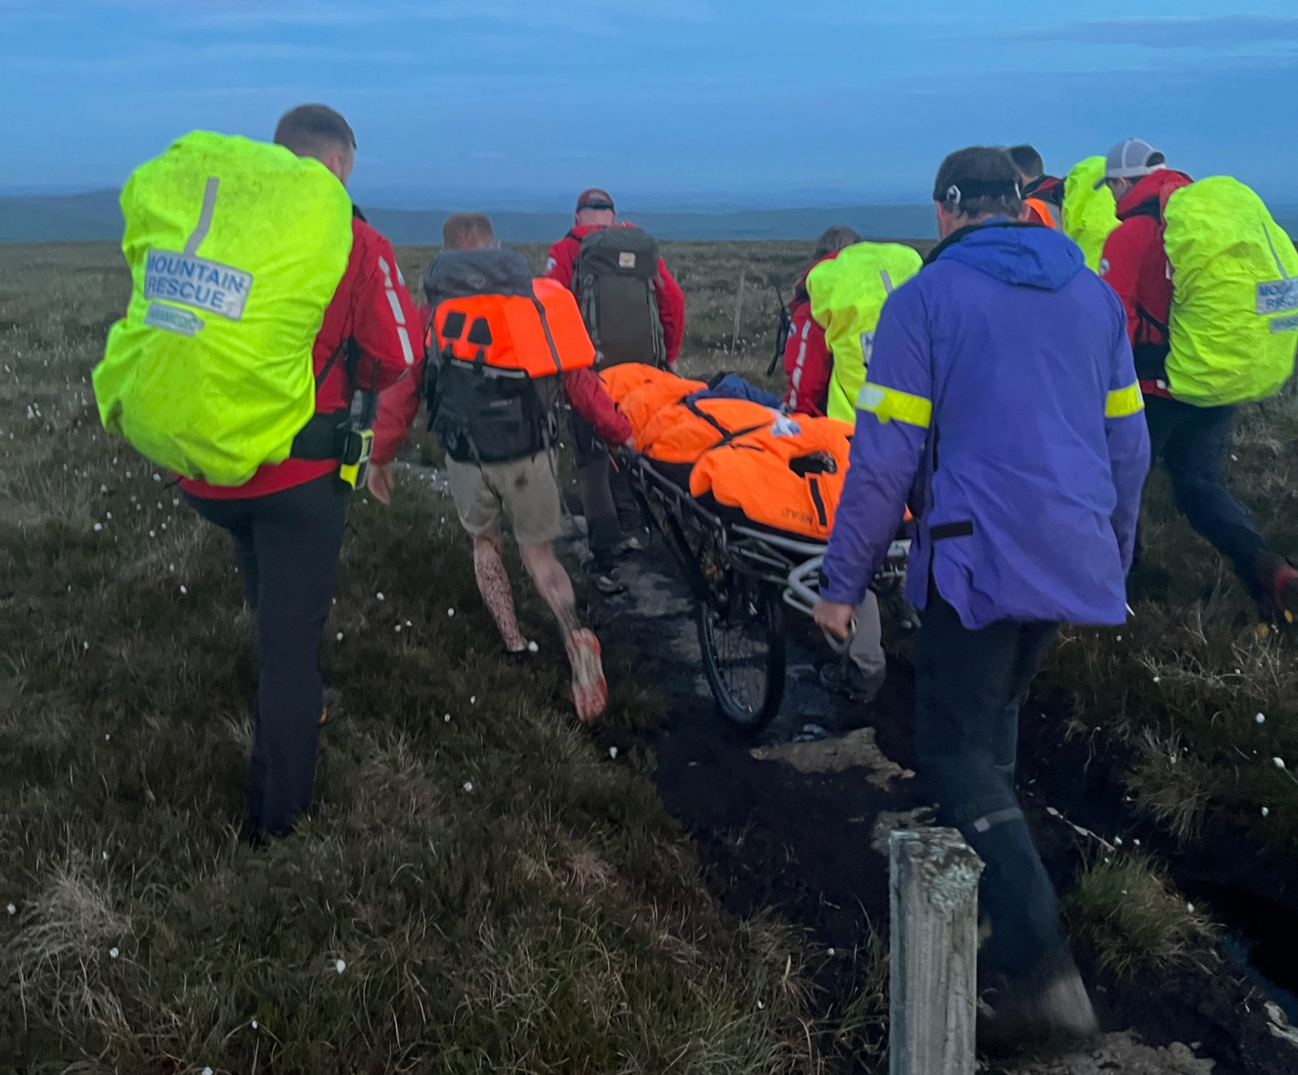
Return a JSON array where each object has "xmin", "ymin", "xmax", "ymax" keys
[
  {"xmin": 543, "ymin": 222, "xmax": 686, "ymax": 365},
  {"xmin": 370, "ymin": 305, "xmax": 630, "ymax": 465},
  {"xmin": 782, "ymin": 256, "xmax": 836, "ymax": 416},
  {"xmin": 1021, "ymin": 176, "xmax": 1064, "ymax": 229},
  {"xmin": 183, "ymin": 213, "xmax": 418, "ymax": 500},
  {"xmin": 1099, "ymin": 169, "xmax": 1194, "ymax": 398}
]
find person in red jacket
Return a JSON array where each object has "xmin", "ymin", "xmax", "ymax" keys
[
  {"xmin": 1097, "ymin": 138, "xmax": 1298, "ymax": 619},
  {"xmin": 783, "ymin": 225, "xmax": 861, "ymax": 416},
  {"xmin": 182, "ymin": 105, "xmax": 419, "ymax": 843},
  {"xmin": 1009, "ymin": 145, "xmax": 1063, "ymax": 229},
  {"xmin": 544, "ymin": 189, "xmax": 686, "ymax": 590},
  {"xmin": 367, "ymin": 213, "xmax": 632, "ymax": 721}
]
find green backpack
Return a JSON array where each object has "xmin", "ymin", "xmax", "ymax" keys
[
  {"xmin": 1062, "ymin": 156, "xmax": 1119, "ymax": 273},
  {"xmin": 94, "ymin": 131, "xmax": 354, "ymax": 485},
  {"xmin": 1162, "ymin": 177, "xmax": 1298, "ymax": 406},
  {"xmin": 807, "ymin": 242, "xmax": 924, "ymax": 422}
]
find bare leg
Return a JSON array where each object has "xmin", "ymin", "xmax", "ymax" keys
[
  {"xmin": 472, "ymin": 528, "xmax": 530, "ymax": 652},
  {"xmin": 519, "ymin": 541, "xmax": 606, "ymax": 721},
  {"xmin": 518, "ymin": 540, "xmax": 581, "ymax": 636}
]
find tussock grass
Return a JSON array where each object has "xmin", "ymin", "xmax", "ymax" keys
[
  {"xmin": 1062, "ymin": 854, "xmax": 1215, "ymax": 980},
  {"xmin": 0, "ymin": 244, "xmax": 834, "ymax": 1073}
]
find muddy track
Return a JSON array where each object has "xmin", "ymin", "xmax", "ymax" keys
[{"xmin": 591, "ymin": 537, "xmax": 1298, "ymax": 1075}]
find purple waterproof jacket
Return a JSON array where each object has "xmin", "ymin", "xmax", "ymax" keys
[{"xmin": 820, "ymin": 220, "xmax": 1150, "ymax": 629}]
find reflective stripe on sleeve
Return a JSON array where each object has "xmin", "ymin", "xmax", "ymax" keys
[
  {"xmin": 1105, "ymin": 383, "xmax": 1144, "ymax": 418},
  {"xmin": 856, "ymin": 382, "xmax": 932, "ymax": 428}
]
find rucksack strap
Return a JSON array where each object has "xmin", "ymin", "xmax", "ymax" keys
[{"xmin": 681, "ymin": 395, "xmax": 769, "ymax": 447}]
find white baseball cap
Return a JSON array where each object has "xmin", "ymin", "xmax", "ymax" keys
[{"xmin": 1094, "ymin": 138, "xmax": 1166, "ymax": 188}]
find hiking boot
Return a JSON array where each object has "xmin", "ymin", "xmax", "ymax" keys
[
  {"xmin": 819, "ymin": 658, "xmax": 882, "ymax": 703},
  {"xmin": 978, "ymin": 960, "xmax": 1098, "ymax": 1049},
  {"xmin": 584, "ymin": 551, "xmax": 626, "ymax": 595},
  {"xmin": 593, "ymin": 567, "xmax": 625, "ymax": 595},
  {"xmin": 566, "ymin": 629, "xmax": 607, "ymax": 722},
  {"xmin": 1257, "ymin": 550, "xmax": 1298, "ymax": 624}
]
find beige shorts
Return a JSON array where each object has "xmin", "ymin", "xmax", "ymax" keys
[{"xmin": 445, "ymin": 452, "xmax": 563, "ymax": 547}]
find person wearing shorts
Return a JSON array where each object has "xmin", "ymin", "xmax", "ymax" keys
[
  {"xmin": 367, "ymin": 213, "xmax": 632, "ymax": 721},
  {"xmin": 446, "ymin": 450, "xmax": 563, "ymax": 547}
]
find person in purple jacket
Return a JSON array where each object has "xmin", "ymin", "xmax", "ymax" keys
[{"xmin": 813, "ymin": 146, "xmax": 1150, "ymax": 1045}]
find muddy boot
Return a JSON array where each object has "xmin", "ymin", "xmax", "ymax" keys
[
  {"xmin": 565, "ymin": 629, "xmax": 607, "ymax": 722},
  {"xmin": 978, "ymin": 950, "xmax": 1098, "ymax": 1050},
  {"xmin": 819, "ymin": 656, "xmax": 882, "ymax": 704}
]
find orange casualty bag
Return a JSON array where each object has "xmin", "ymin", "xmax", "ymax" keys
[
  {"xmin": 600, "ymin": 361, "xmax": 670, "ymax": 404},
  {"xmin": 636, "ymin": 396, "xmax": 778, "ymax": 465},
  {"xmin": 689, "ymin": 415, "xmax": 854, "ymax": 541}
]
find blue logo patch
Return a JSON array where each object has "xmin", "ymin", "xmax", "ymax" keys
[
  {"xmin": 144, "ymin": 302, "xmax": 204, "ymax": 336},
  {"xmin": 1256, "ymin": 279, "xmax": 1298, "ymax": 316},
  {"xmin": 143, "ymin": 249, "xmax": 253, "ymax": 320}
]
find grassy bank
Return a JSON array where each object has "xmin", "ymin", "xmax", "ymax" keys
[{"xmin": 0, "ymin": 243, "xmax": 829, "ymax": 1072}]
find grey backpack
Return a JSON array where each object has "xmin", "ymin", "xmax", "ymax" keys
[{"xmin": 572, "ymin": 225, "xmax": 667, "ymax": 368}]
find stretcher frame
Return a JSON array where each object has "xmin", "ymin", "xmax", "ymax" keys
[{"xmin": 621, "ymin": 449, "xmax": 909, "ymax": 730}]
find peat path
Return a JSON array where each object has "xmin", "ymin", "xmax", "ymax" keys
[{"xmin": 589, "ymin": 536, "xmax": 1298, "ymax": 1075}]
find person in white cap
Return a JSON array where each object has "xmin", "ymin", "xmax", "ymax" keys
[{"xmin": 1097, "ymin": 139, "xmax": 1298, "ymax": 618}]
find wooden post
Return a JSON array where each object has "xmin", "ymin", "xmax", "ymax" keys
[
  {"xmin": 889, "ymin": 827, "xmax": 984, "ymax": 1075},
  {"xmin": 731, "ymin": 268, "xmax": 745, "ymax": 353}
]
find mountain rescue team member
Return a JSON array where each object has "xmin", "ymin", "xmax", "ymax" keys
[
  {"xmin": 544, "ymin": 189, "xmax": 686, "ymax": 592},
  {"xmin": 368, "ymin": 213, "xmax": 632, "ymax": 721},
  {"xmin": 783, "ymin": 225, "xmax": 861, "ymax": 418},
  {"xmin": 1009, "ymin": 145, "xmax": 1063, "ymax": 229},
  {"xmin": 815, "ymin": 147, "xmax": 1149, "ymax": 1044},
  {"xmin": 182, "ymin": 105, "xmax": 419, "ymax": 844},
  {"xmin": 1096, "ymin": 138, "xmax": 1298, "ymax": 618}
]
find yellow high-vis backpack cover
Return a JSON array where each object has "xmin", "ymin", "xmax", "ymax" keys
[
  {"xmin": 93, "ymin": 130, "xmax": 354, "ymax": 485},
  {"xmin": 1163, "ymin": 177, "xmax": 1298, "ymax": 406},
  {"xmin": 808, "ymin": 242, "xmax": 923, "ymax": 423},
  {"xmin": 1062, "ymin": 156, "xmax": 1119, "ymax": 273}
]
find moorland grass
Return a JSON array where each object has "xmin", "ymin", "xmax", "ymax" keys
[
  {"xmin": 5, "ymin": 231, "xmax": 1297, "ymax": 1066},
  {"xmin": 0, "ymin": 243, "xmax": 836, "ymax": 1072}
]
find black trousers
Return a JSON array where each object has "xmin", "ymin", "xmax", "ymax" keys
[
  {"xmin": 1144, "ymin": 396, "xmax": 1265, "ymax": 599},
  {"xmin": 570, "ymin": 410, "xmax": 624, "ymax": 562},
  {"xmin": 188, "ymin": 474, "xmax": 349, "ymax": 837},
  {"xmin": 913, "ymin": 588, "xmax": 1064, "ymax": 982}
]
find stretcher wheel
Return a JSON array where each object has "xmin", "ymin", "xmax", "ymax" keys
[{"xmin": 696, "ymin": 580, "xmax": 786, "ymax": 731}]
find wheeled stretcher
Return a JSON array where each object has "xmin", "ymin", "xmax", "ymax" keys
[{"xmin": 619, "ymin": 448, "xmax": 909, "ymax": 730}]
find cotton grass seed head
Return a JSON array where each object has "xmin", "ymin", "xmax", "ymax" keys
[
  {"xmin": 1256, "ymin": 713, "xmax": 1266, "ymax": 724},
  {"xmin": 1274, "ymin": 757, "xmax": 1286, "ymax": 769},
  {"xmin": 463, "ymin": 781, "xmax": 473, "ymax": 793},
  {"xmin": 335, "ymin": 959, "xmax": 346, "ymax": 973}
]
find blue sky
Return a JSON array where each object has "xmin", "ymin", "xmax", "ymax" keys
[{"xmin": 2, "ymin": 0, "xmax": 1296, "ymax": 208}]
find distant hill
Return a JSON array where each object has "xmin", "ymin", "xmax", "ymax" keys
[
  {"xmin": 0, "ymin": 190, "xmax": 937, "ymax": 243},
  {"xmin": 0, "ymin": 189, "xmax": 124, "ymax": 242},
  {"xmin": 3, "ymin": 190, "xmax": 1293, "ymax": 245}
]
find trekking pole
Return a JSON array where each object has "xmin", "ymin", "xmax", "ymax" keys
[{"xmin": 766, "ymin": 279, "xmax": 791, "ymax": 377}]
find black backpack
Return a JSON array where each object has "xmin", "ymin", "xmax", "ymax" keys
[
  {"xmin": 424, "ymin": 248, "xmax": 563, "ymax": 465},
  {"xmin": 572, "ymin": 225, "xmax": 667, "ymax": 369}
]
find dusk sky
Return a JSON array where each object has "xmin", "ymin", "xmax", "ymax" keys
[{"xmin": 2, "ymin": 1, "xmax": 1296, "ymax": 208}]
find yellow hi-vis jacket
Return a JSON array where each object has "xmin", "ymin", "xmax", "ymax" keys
[
  {"xmin": 1062, "ymin": 156, "xmax": 1119, "ymax": 273},
  {"xmin": 94, "ymin": 130, "xmax": 354, "ymax": 485},
  {"xmin": 806, "ymin": 242, "xmax": 924, "ymax": 422}
]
